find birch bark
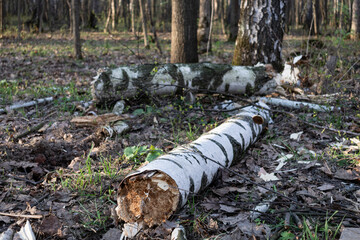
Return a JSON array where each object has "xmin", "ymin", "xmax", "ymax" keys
[
  {"xmin": 91, "ymin": 63, "xmax": 279, "ymax": 104},
  {"xmin": 116, "ymin": 101, "xmax": 272, "ymax": 227}
]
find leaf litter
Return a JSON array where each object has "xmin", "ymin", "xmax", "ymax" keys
[{"xmin": 0, "ymin": 32, "xmax": 360, "ymax": 239}]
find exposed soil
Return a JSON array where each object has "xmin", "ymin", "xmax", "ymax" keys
[{"xmin": 0, "ymin": 32, "xmax": 360, "ymax": 239}]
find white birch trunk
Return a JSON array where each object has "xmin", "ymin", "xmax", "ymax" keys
[
  {"xmin": 260, "ymin": 97, "xmax": 340, "ymax": 112},
  {"xmin": 116, "ymin": 101, "xmax": 272, "ymax": 227},
  {"xmin": 92, "ymin": 63, "xmax": 284, "ymax": 105}
]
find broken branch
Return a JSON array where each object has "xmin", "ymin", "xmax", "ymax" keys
[{"xmin": 0, "ymin": 97, "xmax": 54, "ymax": 114}]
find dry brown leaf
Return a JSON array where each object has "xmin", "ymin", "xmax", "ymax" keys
[
  {"xmin": 317, "ymin": 183, "xmax": 335, "ymax": 191},
  {"xmin": 334, "ymin": 169, "xmax": 360, "ymax": 181}
]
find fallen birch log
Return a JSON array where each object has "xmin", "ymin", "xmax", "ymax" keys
[
  {"xmin": 260, "ymin": 97, "xmax": 340, "ymax": 112},
  {"xmin": 92, "ymin": 63, "xmax": 297, "ymax": 105},
  {"xmin": 116, "ymin": 101, "xmax": 271, "ymax": 228}
]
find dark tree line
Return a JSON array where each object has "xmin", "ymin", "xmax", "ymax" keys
[{"xmin": 0, "ymin": 0, "xmax": 359, "ymax": 62}]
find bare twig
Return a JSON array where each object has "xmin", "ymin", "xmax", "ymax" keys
[
  {"xmin": 0, "ymin": 97, "xmax": 54, "ymax": 114},
  {"xmin": 7, "ymin": 174, "xmax": 44, "ymax": 186},
  {"xmin": 0, "ymin": 212, "xmax": 43, "ymax": 219},
  {"xmin": 13, "ymin": 122, "xmax": 47, "ymax": 140}
]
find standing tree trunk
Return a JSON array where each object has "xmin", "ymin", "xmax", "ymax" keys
[
  {"xmin": 17, "ymin": 0, "xmax": 21, "ymax": 39},
  {"xmin": 139, "ymin": 0, "xmax": 149, "ymax": 48},
  {"xmin": 81, "ymin": 0, "xmax": 88, "ymax": 28},
  {"xmin": 147, "ymin": 0, "xmax": 162, "ymax": 54},
  {"xmin": 312, "ymin": 0, "xmax": 319, "ymax": 35},
  {"xmin": 295, "ymin": 0, "xmax": 300, "ymax": 27},
  {"xmin": 197, "ymin": 0, "xmax": 211, "ymax": 53},
  {"xmin": 0, "ymin": 0, "xmax": 3, "ymax": 32},
  {"xmin": 232, "ymin": 0, "xmax": 286, "ymax": 72},
  {"xmin": 219, "ymin": 0, "xmax": 226, "ymax": 35},
  {"xmin": 170, "ymin": 0, "xmax": 199, "ymax": 63},
  {"xmin": 111, "ymin": 0, "xmax": 116, "ymax": 30},
  {"xmin": 72, "ymin": 0, "xmax": 82, "ymax": 59},
  {"xmin": 351, "ymin": 0, "xmax": 360, "ymax": 39},
  {"xmin": 130, "ymin": 0, "xmax": 136, "ymax": 34},
  {"xmin": 66, "ymin": 0, "xmax": 73, "ymax": 33},
  {"xmin": 104, "ymin": 0, "xmax": 112, "ymax": 32},
  {"xmin": 38, "ymin": 0, "xmax": 44, "ymax": 33},
  {"xmin": 226, "ymin": 0, "xmax": 239, "ymax": 41}
]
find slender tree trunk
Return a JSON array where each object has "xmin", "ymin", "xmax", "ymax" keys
[
  {"xmin": 170, "ymin": 0, "xmax": 199, "ymax": 63},
  {"xmin": 72, "ymin": 0, "xmax": 82, "ymax": 59},
  {"xmin": 38, "ymin": 0, "xmax": 44, "ymax": 33},
  {"xmin": 233, "ymin": 0, "xmax": 286, "ymax": 72},
  {"xmin": 295, "ymin": 0, "xmax": 299, "ymax": 27},
  {"xmin": 351, "ymin": 0, "xmax": 360, "ymax": 39},
  {"xmin": 66, "ymin": 0, "xmax": 73, "ymax": 33},
  {"xmin": 227, "ymin": 0, "xmax": 239, "ymax": 41},
  {"xmin": 104, "ymin": 0, "xmax": 111, "ymax": 32},
  {"xmin": 219, "ymin": 0, "xmax": 226, "ymax": 35},
  {"xmin": 285, "ymin": 0, "xmax": 293, "ymax": 32},
  {"xmin": 340, "ymin": 0, "xmax": 344, "ymax": 29},
  {"xmin": 111, "ymin": 0, "xmax": 116, "ymax": 30},
  {"xmin": 18, "ymin": 0, "xmax": 21, "ymax": 39},
  {"xmin": 151, "ymin": 0, "xmax": 156, "ymax": 19},
  {"xmin": 197, "ymin": 0, "xmax": 211, "ymax": 53},
  {"xmin": 139, "ymin": 0, "xmax": 149, "ymax": 48},
  {"xmin": 323, "ymin": 0, "xmax": 328, "ymax": 28},
  {"xmin": 46, "ymin": 0, "xmax": 53, "ymax": 32},
  {"xmin": 147, "ymin": 0, "xmax": 162, "ymax": 54},
  {"xmin": 0, "ymin": 0, "xmax": 3, "ymax": 32},
  {"xmin": 130, "ymin": 0, "xmax": 136, "ymax": 33},
  {"xmin": 312, "ymin": 0, "xmax": 318, "ymax": 34},
  {"xmin": 81, "ymin": 0, "xmax": 88, "ymax": 28}
]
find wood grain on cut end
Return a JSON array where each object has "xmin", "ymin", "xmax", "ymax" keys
[
  {"xmin": 252, "ymin": 115, "xmax": 264, "ymax": 125},
  {"xmin": 117, "ymin": 171, "xmax": 179, "ymax": 227}
]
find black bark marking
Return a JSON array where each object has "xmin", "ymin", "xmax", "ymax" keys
[
  {"xmin": 183, "ymin": 155, "xmax": 193, "ymax": 165},
  {"xmin": 200, "ymin": 172, "xmax": 209, "ymax": 191},
  {"xmin": 165, "ymin": 64, "xmax": 185, "ymax": 95},
  {"xmin": 252, "ymin": 66, "xmax": 272, "ymax": 92},
  {"xmin": 167, "ymin": 152, "xmax": 193, "ymax": 165},
  {"xmin": 178, "ymin": 193, "xmax": 183, "ymax": 208},
  {"xmin": 188, "ymin": 144, "xmax": 208, "ymax": 164},
  {"xmin": 224, "ymin": 133, "xmax": 243, "ymax": 166},
  {"xmin": 114, "ymin": 69, "xmax": 130, "ymax": 93},
  {"xmin": 227, "ymin": 119, "xmax": 247, "ymax": 130},
  {"xmin": 189, "ymin": 177, "xmax": 195, "ymax": 193},
  {"xmin": 202, "ymin": 132, "xmax": 222, "ymax": 137},
  {"xmin": 156, "ymin": 158, "xmax": 184, "ymax": 169},
  {"xmin": 225, "ymin": 83, "xmax": 230, "ymax": 92},
  {"xmin": 239, "ymin": 133, "xmax": 245, "ymax": 149},
  {"xmin": 232, "ymin": 116, "xmax": 257, "ymax": 139},
  {"xmin": 204, "ymin": 138, "xmax": 229, "ymax": 167},
  {"xmin": 190, "ymin": 154, "xmax": 202, "ymax": 165}
]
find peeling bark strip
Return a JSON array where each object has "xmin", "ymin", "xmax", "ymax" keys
[
  {"xmin": 116, "ymin": 101, "xmax": 271, "ymax": 227},
  {"xmin": 92, "ymin": 63, "xmax": 277, "ymax": 104}
]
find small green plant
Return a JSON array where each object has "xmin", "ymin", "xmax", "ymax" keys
[
  {"xmin": 123, "ymin": 145, "xmax": 163, "ymax": 164},
  {"xmin": 186, "ymin": 123, "xmax": 200, "ymax": 141},
  {"xmin": 301, "ymin": 212, "xmax": 343, "ymax": 240},
  {"xmin": 280, "ymin": 231, "xmax": 296, "ymax": 240}
]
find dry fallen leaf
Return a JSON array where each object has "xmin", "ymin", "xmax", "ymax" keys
[
  {"xmin": 317, "ymin": 183, "xmax": 335, "ymax": 191},
  {"xmin": 334, "ymin": 169, "xmax": 360, "ymax": 181}
]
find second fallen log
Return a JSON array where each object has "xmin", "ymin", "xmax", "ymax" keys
[
  {"xmin": 92, "ymin": 63, "xmax": 282, "ymax": 105},
  {"xmin": 116, "ymin": 101, "xmax": 272, "ymax": 227}
]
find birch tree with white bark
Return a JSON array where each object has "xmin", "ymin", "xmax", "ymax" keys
[{"xmin": 232, "ymin": 0, "xmax": 286, "ymax": 72}]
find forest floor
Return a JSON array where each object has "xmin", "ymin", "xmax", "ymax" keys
[{"xmin": 0, "ymin": 30, "xmax": 360, "ymax": 240}]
